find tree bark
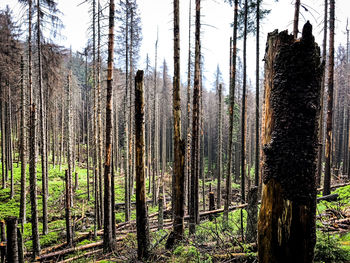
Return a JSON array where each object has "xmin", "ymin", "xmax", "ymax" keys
[
  {"xmin": 323, "ymin": 0, "xmax": 335, "ymax": 196},
  {"xmin": 190, "ymin": 0, "xmax": 201, "ymax": 235},
  {"xmin": 19, "ymin": 55, "xmax": 26, "ymax": 225},
  {"xmin": 5, "ymin": 217, "xmax": 18, "ymax": 263},
  {"xmin": 246, "ymin": 186, "xmax": 258, "ymax": 242},
  {"xmin": 217, "ymin": 83, "xmax": 223, "ymax": 209},
  {"xmin": 255, "ymin": 0, "xmax": 260, "ymax": 187},
  {"xmin": 225, "ymin": 0, "xmax": 238, "ymax": 220},
  {"xmin": 65, "ymin": 170, "xmax": 73, "ymax": 247},
  {"xmin": 28, "ymin": 0, "xmax": 40, "ymax": 257},
  {"xmin": 103, "ymin": 0, "xmax": 115, "ymax": 252},
  {"xmin": 293, "ymin": 0, "xmax": 301, "ymax": 38},
  {"xmin": 258, "ymin": 24, "xmax": 322, "ymax": 263},
  {"xmin": 135, "ymin": 70, "xmax": 150, "ymax": 259}
]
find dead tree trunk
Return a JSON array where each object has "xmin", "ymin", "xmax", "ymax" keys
[
  {"xmin": 246, "ymin": 186, "xmax": 258, "ymax": 242},
  {"xmin": 170, "ymin": 0, "xmax": 185, "ymax": 245},
  {"xmin": 65, "ymin": 169, "xmax": 73, "ymax": 247},
  {"xmin": 293, "ymin": 0, "xmax": 301, "ymax": 38},
  {"xmin": 190, "ymin": 0, "xmax": 201, "ymax": 235},
  {"xmin": 19, "ymin": 55, "xmax": 26, "ymax": 225},
  {"xmin": 258, "ymin": 24, "xmax": 322, "ymax": 263},
  {"xmin": 323, "ymin": 0, "xmax": 335, "ymax": 196},
  {"xmin": 317, "ymin": 0, "xmax": 328, "ymax": 187},
  {"xmin": 135, "ymin": 70, "xmax": 150, "ymax": 259},
  {"xmin": 225, "ymin": 0, "xmax": 238, "ymax": 220},
  {"xmin": 103, "ymin": 0, "xmax": 115, "ymax": 252}
]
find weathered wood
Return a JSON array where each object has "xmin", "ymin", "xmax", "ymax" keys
[
  {"xmin": 258, "ymin": 23, "xmax": 322, "ymax": 263},
  {"xmin": 158, "ymin": 194, "xmax": 164, "ymax": 230},
  {"xmin": 246, "ymin": 187, "xmax": 258, "ymax": 243},
  {"xmin": 102, "ymin": 0, "xmax": 115, "ymax": 253},
  {"xmin": 56, "ymin": 248, "xmax": 102, "ymax": 263},
  {"xmin": 135, "ymin": 70, "xmax": 150, "ymax": 259},
  {"xmin": 65, "ymin": 169, "xmax": 72, "ymax": 247}
]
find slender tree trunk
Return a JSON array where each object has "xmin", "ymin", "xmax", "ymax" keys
[
  {"xmin": 36, "ymin": 0, "xmax": 48, "ymax": 235},
  {"xmin": 97, "ymin": 0, "xmax": 103, "ymax": 228},
  {"xmin": 217, "ymin": 83, "xmax": 223, "ymax": 209},
  {"xmin": 258, "ymin": 24, "xmax": 322, "ymax": 263},
  {"xmin": 103, "ymin": 0, "xmax": 115, "ymax": 251},
  {"xmin": 255, "ymin": 0, "xmax": 260, "ymax": 187},
  {"xmin": 240, "ymin": 0, "xmax": 249, "ymax": 203},
  {"xmin": 28, "ymin": 0, "xmax": 40, "ymax": 257},
  {"xmin": 135, "ymin": 70, "xmax": 150, "ymax": 259},
  {"xmin": 19, "ymin": 55, "xmax": 26, "ymax": 224},
  {"xmin": 85, "ymin": 50, "xmax": 90, "ymax": 201},
  {"xmin": 190, "ymin": 0, "xmax": 201, "ymax": 235},
  {"xmin": 65, "ymin": 169, "xmax": 73, "ymax": 247},
  {"xmin": 323, "ymin": 0, "xmax": 335, "ymax": 196},
  {"xmin": 316, "ymin": 0, "xmax": 328, "ymax": 187},
  {"xmin": 225, "ymin": 0, "xmax": 238, "ymax": 220},
  {"xmin": 7, "ymin": 85, "xmax": 13, "ymax": 199},
  {"xmin": 293, "ymin": 0, "xmax": 301, "ymax": 38},
  {"xmin": 186, "ymin": 0, "xmax": 192, "ymax": 212},
  {"xmin": 1, "ymin": 98, "xmax": 5, "ymax": 189}
]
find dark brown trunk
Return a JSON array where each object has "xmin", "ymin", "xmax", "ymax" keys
[
  {"xmin": 19, "ymin": 55, "xmax": 26, "ymax": 224},
  {"xmin": 246, "ymin": 186, "xmax": 258, "ymax": 242},
  {"xmin": 65, "ymin": 170, "xmax": 73, "ymax": 247},
  {"xmin": 255, "ymin": 0, "xmax": 260, "ymax": 187},
  {"xmin": 323, "ymin": 0, "xmax": 335, "ymax": 196},
  {"xmin": 5, "ymin": 217, "xmax": 18, "ymax": 263},
  {"xmin": 103, "ymin": 0, "xmax": 115, "ymax": 252},
  {"xmin": 135, "ymin": 70, "xmax": 150, "ymax": 259},
  {"xmin": 258, "ymin": 24, "xmax": 322, "ymax": 263},
  {"xmin": 217, "ymin": 83, "xmax": 223, "ymax": 208}
]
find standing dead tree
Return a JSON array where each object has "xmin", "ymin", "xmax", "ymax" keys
[{"xmin": 258, "ymin": 23, "xmax": 322, "ymax": 262}]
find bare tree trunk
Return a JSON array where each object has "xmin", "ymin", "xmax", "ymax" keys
[
  {"xmin": 217, "ymin": 83, "xmax": 223, "ymax": 209},
  {"xmin": 135, "ymin": 70, "xmax": 150, "ymax": 259},
  {"xmin": 19, "ymin": 55, "xmax": 26, "ymax": 225},
  {"xmin": 293, "ymin": 0, "xmax": 301, "ymax": 38},
  {"xmin": 323, "ymin": 0, "xmax": 335, "ymax": 196},
  {"xmin": 65, "ymin": 169, "xmax": 73, "ymax": 247},
  {"xmin": 190, "ymin": 0, "xmax": 201, "ymax": 235},
  {"xmin": 240, "ymin": 0, "xmax": 248, "ymax": 203},
  {"xmin": 224, "ymin": 0, "xmax": 238, "ymax": 220},
  {"xmin": 7, "ymin": 86, "xmax": 13, "ymax": 199},
  {"xmin": 28, "ymin": 0, "xmax": 40, "ymax": 257},
  {"xmin": 1, "ymin": 99, "xmax": 5, "ymax": 189},
  {"xmin": 36, "ymin": 0, "xmax": 48, "ymax": 235},
  {"xmin": 255, "ymin": 0, "xmax": 260, "ymax": 187},
  {"xmin": 103, "ymin": 1, "xmax": 115, "ymax": 251},
  {"xmin": 185, "ymin": 0, "xmax": 192, "ymax": 212},
  {"xmin": 170, "ymin": 0, "xmax": 185, "ymax": 245},
  {"xmin": 85, "ymin": 50, "xmax": 90, "ymax": 201},
  {"xmin": 258, "ymin": 24, "xmax": 321, "ymax": 263}
]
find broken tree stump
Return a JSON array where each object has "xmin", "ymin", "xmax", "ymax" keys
[{"xmin": 258, "ymin": 22, "xmax": 322, "ymax": 263}]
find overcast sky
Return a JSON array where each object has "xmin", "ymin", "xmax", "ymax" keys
[{"xmin": 1, "ymin": 0, "xmax": 350, "ymax": 92}]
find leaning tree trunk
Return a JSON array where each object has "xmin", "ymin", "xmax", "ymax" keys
[
  {"xmin": 103, "ymin": 0, "xmax": 115, "ymax": 252},
  {"xmin": 135, "ymin": 70, "xmax": 150, "ymax": 259},
  {"xmin": 258, "ymin": 24, "xmax": 322, "ymax": 263}
]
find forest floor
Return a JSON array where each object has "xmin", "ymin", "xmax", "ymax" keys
[{"xmin": 0, "ymin": 161, "xmax": 349, "ymax": 262}]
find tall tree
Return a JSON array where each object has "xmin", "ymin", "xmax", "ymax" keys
[
  {"xmin": 255, "ymin": 0, "xmax": 260, "ymax": 187},
  {"xmin": 190, "ymin": 0, "xmax": 201, "ymax": 235},
  {"xmin": 172, "ymin": 0, "xmax": 185, "ymax": 244},
  {"xmin": 258, "ymin": 23, "xmax": 322, "ymax": 262},
  {"xmin": 103, "ymin": 0, "xmax": 115, "ymax": 252},
  {"xmin": 135, "ymin": 70, "xmax": 150, "ymax": 259},
  {"xmin": 317, "ymin": 0, "xmax": 328, "ymax": 187},
  {"xmin": 323, "ymin": 0, "xmax": 335, "ymax": 196}
]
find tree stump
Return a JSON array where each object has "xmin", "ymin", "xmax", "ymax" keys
[{"xmin": 258, "ymin": 22, "xmax": 322, "ymax": 263}]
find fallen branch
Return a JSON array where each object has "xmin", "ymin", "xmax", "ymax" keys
[{"xmin": 57, "ymin": 248, "xmax": 102, "ymax": 263}]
